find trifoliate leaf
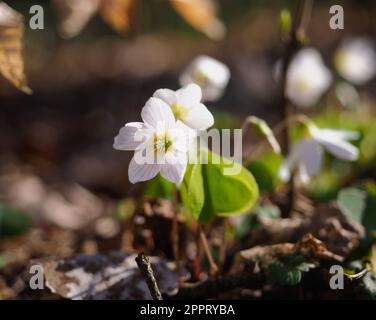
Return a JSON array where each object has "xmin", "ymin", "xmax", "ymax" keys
[{"xmin": 180, "ymin": 149, "xmax": 259, "ymax": 224}]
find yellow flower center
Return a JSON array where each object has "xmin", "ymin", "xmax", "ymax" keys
[
  {"xmin": 194, "ymin": 70, "xmax": 210, "ymax": 87},
  {"xmin": 153, "ymin": 133, "xmax": 173, "ymax": 154},
  {"xmin": 171, "ymin": 103, "xmax": 189, "ymax": 122},
  {"xmin": 297, "ymin": 78, "xmax": 310, "ymax": 92}
]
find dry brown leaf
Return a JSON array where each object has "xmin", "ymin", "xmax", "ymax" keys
[
  {"xmin": 53, "ymin": 0, "xmax": 101, "ymax": 39},
  {"xmin": 170, "ymin": 0, "xmax": 226, "ymax": 40},
  {"xmin": 100, "ymin": 0, "xmax": 135, "ymax": 35},
  {"xmin": 53, "ymin": 0, "xmax": 134, "ymax": 38},
  {"xmin": 0, "ymin": 2, "xmax": 31, "ymax": 94},
  {"xmin": 33, "ymin": 252, "xmax": 185, "ymax": 300},
  {"xmin": 231, "ymin": 234, "xmax": 343, "ymax": 274}
]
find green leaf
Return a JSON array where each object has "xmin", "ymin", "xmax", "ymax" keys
[
  {"xmin": 266, "ymin": 254, "xmax": 315, "ymax": 286},
  {"xmin": 180, "ymin": 150, "xmax": 259, "ymax": 224},
  {"xmin": 0, "ymin": 203, "xmax": 31, "ymax": 237},
  {"xmin": 144, "ymin": 174, "xmax": 174, "ymax": 200},
  {"xmin": 247, "ymin": 152, "xmax": 283, "ymax": 193},
  {"xmin": 267, "ymin": 260, "xmax": 302, "ymax": 286},
  {"xmin": 254, "ymin": 205, "xmax": 281, "ymax": 220},
  {"xmin": 337, "ymin": 187, "xmax": 367, "ymax": 224},
  {"xmin": 337, "ymin": 186, "xmax": 376, "ymax": 233}
]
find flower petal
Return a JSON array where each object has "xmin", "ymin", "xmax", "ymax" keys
[
  {"xmin": 160, "ymin": 152, "xmax": 187, "ymax": 185},
  {"xmin": 113, "ymin": 122, "xmax": 147, "ymax": 150},
  {"xmin": 128, "ymin": 156, "xmax": 160, "ymax": 184},
  {"xmin": 298, "ymin": 139, "xmax": 323, "ymax": 177},
  {"xmin": 279, "ymin": 139, "xmax": 322, "ymax": 182},
  {"xmin": 279, "ymin": 146, "xmax": 299, "ymax": 182},
  {"xmin": 153, "ymin": 88, "xmax": 177, "ymax": 106},
  {"xmin": 315, "ymin": 129, "xmax": 360, "ymax": 141},
  {"xmin": 141, "ymin": 97, "xmax": 175, "ymax": 130},
  {"xmin": 176, "ymin": 83, "xmax": 202, "ymax": 107},
  {"xmin": 185, "ymin": 103, "xmax": 214, "ymax": 130},
  {"xmin": 317, "ymin": 138, "xmax": 359, "ymax": 161}
]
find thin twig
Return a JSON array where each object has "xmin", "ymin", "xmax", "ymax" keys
[{"xmin": 135, "ymin": 253, "xmax": 163, "ymax": 300}]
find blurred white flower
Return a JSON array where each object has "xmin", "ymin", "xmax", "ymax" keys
[
  {"xmin": 335, "ymin": 38, "xmax": 376, "ymax": 85},
  {"xmin": 279, "ymin": 127, "xmax": 359, "ymax": 184},
  {"xmin": 285, "ymin": 48, "xmax": 332, "ymax": 108},
  {"xmin": 153, "ymin": 83, "xmax": 214, "ymax": 130},
  {"xmin": 179, "ymin": 55, "xmax": 230, "ymax": 102},
  {"xmin": 114, "ymin": 97, "xmax": 193, "ymax": 185},
  {"xmin": 335, "ymin": 82, "xmax": 359, "ymax": 109}
]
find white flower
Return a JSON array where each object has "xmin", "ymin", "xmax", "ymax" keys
[
  {"xmin": 179, "ymin": 55, "xmax": 230, "ymax": 102},
  {"xmin": 285, "ymin": 48, "xmax": 332, "ymax": 108},
  {"xmin": 279, "ymin": 128, "xmax": 359, "ymax": 184},
  {"xmin": 153, "ymin": 83, "xmax": 214, "ymax": 130},
  {"xmin": 114, "ymin": 97, "xmax": 194, "ymax": 185},
  {"xmin": 335, "ymin": 38, "xmax": 376, "ymax": 85}
]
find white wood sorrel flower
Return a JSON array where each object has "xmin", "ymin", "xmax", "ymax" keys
[
  {"xmin": 335, "ymin": 38, "xmax": 376, "ymax": 85},
  {"xmin": 179, "ymin": 55, "xmax": 230, "ymax": 102},
  {"xmin": 285, "ymin": 48, "xmax": 332, "ymax": 108},
  {"xmin": 113, "ymin": 97, "xmax": 195, "ymax": 185},
  {"xmin": 279, "ymin": 126, "xmax": 360, "ymax": 185},
  {"xmin": 153, "ymin": 83, "xmax": 214, "ymax": 130}
]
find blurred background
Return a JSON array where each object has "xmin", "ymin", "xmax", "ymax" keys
[{"xmin": 0, "ymin": 0, "xmax": 375, "ymax": 298}]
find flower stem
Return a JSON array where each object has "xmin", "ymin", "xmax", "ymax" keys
[
  {"xmin": 278, "ymin": 0, "xmax": 314, "ymax": 215},
  {"xmin": 199, "ymin": 225, "xmax": 219, "ymax": 277},
  {"xmin": 171, "ymin": 185, "xmax": 182, "ymax": 284}
]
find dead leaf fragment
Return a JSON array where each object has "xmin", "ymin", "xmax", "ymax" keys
[
  {"xmin": 53, "ymin": 0, "xmax": 134, "ymax": 38},
  {"xmin": 53, "ymin": 0, "xmax": 101, "ymax": 38},
  {"xmin": 170, "ymin": 0, "xmax": 226, "ymax": 40},
  {"xmin": 0, "ymin": 2, "xmax": 31, "ymax": 94},
  {"xmin": 100, "ymin": 0, "xmax": 135, "ymax": 35}
]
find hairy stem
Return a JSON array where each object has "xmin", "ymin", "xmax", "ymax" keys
[{"xmin": 135, "ymin": 253, "xmax": 163, "ymax": 300}]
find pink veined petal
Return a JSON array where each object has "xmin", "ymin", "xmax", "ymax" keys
[
  {"xmin": 128, "ymin": 156, "xmax": 160, "ymax": 184},
  {"xmin": 141, "ymin": 97, "xmax": 175, "ymax": 131},
  {"xmin": 113, "ymin": 122, "xmax": 147, "ymax": 150},
  {"xmin": 185, "ymin": 103, "xmax": 214, "ymax": 130},
  {"xmin": 317, "ymin": 138, "xmax": 359, "ymax": 161},
  {"xmin": 176, "ymin": 83, "xmax": 202, "ymax": 107},
  {"xmin": 153, "ymin": 88, "xmax": 177, "ymax": 106}
]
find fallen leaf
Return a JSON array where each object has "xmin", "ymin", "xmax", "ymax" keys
[
  {"xmin": 33, "ymin": 252, "xmax": 184, "ymax": 300},
  {"xmin": 53, "ymin": 0, "xmax": 101, "ymax": 39},
  {"xmin": 240, "ymin": 204, "xmax": 364, "ymax": 257},
  {"xmin": 53, "ymin": 0, "xmax": 134, "ymax": 38},
  {"xmin": 231, "ymin": 234, "xmax": 343, "ymax": 274},
  {"xmin": 0, "ymin": 2, "xmax": 31, "ymax": 94},
  {"xmin": 170, "ymin": 0, "xmax": 226, "ymax": 40},
  {"xmin": 100, "ymin": 0, "xmax": 135, "ymax": 35}
]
